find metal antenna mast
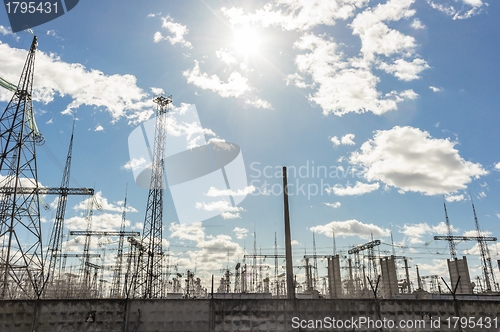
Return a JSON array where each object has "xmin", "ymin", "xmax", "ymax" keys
[
  {"xmin": 46, "ymin": 119, "xmax": 76, "ymax": 286},
  {"xmin": 136, "ymin": 95, "xmax": 171, "ymax": 298},
  {"xmin": 0, "ymin": 36, "xmax": 45, "ymax": 299},
  {"xmin": 443, "ymin": 198, "xmax": 457, "ymax": 259}
]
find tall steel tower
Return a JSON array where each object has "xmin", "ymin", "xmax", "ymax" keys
[
  {"xmin": 110, "ymin": 186, "xmax": 128, "ymax": 297},
  {"xmin": 0, "ymin": 36, "xmax": 45, "ymax": 299},
  {"xmin": 471, "ymin": 196, "xmax": 496, "ymax": 291},
  {"xmin": 135, "ymin": 95, "xmax": 171, "ymax": 298},
  {"xmin": 443, "ymin": 199, "xmax": 457, "ymax": 259},
  {"xmin": 46, "ymin": 120, "xmax": 75, "ymax": 286}
]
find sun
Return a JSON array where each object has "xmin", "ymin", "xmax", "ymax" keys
[{"xmin": 231, "ymin": 26, "xmax": 262, "ymax": 56}]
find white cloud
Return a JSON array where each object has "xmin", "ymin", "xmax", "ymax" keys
[
  {"xmin": 378, "ymin": 58, "xmax": 429, "ymax": 81},
  {"xmin": 94, "ymin": 125, "xmax": 104, "ymax": 132},
  {"xmin": 154, "ymin": 16, "xmax": 192, "ymax": 48},
  {"xmin": 462, "ymin": 229, "xmax": 491, "ymax": 237},
  {"xmin": 245, "ymin": 97, "xmax": 274, "ymax": 109},
  {"xmin": 72, "ymin": 191, "xmax": 137, "ymax": 213},
  {"xmin": 341, "ymin": 134, "xmax": 356, "ymax": 145},
  {"xmin": 350, "ymin": 0, "xmax": 417, "ymax": 61},
  {"xmin": 216, "ymin": 48, "xmax": 237, "ymax": 65},
  {"xmin": 151, "ymin": 87, "xmax": 165, "ymax": 95},
  {"xmin": 195, "ymin": 200, "xmax": 244, "ymax": 219},
  {"xmin": 222, "ymin": 0, "xmax": 369, "ymax": 31},
  {"xmin": 349, "ymin": 126, "xmax": 487, "ymax": 195},
  {"xmin": 206, "ymin": 186, "xmax": 255, "ymax": 197},
  {"xmin": 325, "ymin": 202, "xmax": 341, "ymax": 208},
  {"xmin": 64, "ymin": 212, "xmax": 131, "ymax": 233},
  {"xmin": 494, "ymin": 162, "xmax": 500, "ymax": 170},
  {"xmin": 331, "ymin": 136, "xmax": 341, "ymax": 146},
  {"xmin": 168, "ymin": 222, "xmax": 244, "ymax": 278},
  {"xmin": 169, "ymin": 222, "xmax": 205, "ymax": 243},
  {"xmin": 401, "ymin": 221, "xmax": 457, "ymax": 244},
  {"xmin": 326, "ymin": 181, "xmax": 379, "ymax": 196},
  {"xmin": 429, "ymin": 86, "xmax": 442, "ymax": 92},
  {"xmin": 331, "ymin": 134, "xmax": 355, "ymax": 146},
  {"xmin": 0, "ymin": 25, "xmax": 19, "ymax": 40},
  {"xmin": 122, "ymin": 157, "xmax": 147, "ymax": 171},
  {"xmin": 233, "ymin": 227, "xmax": 249, "ymax": 239},
  {"xmin": 183, "ymin": 61, "xmax": 252, "ymax": 98},
  {"xmin": 411, "ymin": 18, "xmax": 425, "ymax": 29},
  {"xmin": 163, "ymin": 106, "xmax": 217, "ymax": 149},
  {"xmin": 310, "ymin": 219, "xmax": 390, "ymax": 239},
  {"xmin": 428, "ymin": 0, "xmax": 485, "ymax": 20},
  {"xmin": 445, "ymin": 194, "xmax": 465, "ymax": 202},
  {"xmin": 0, "ymin": 41, "xmax": 154, "ymax": 124},
  {"xmin": 293, "ymin": 34, "xmax": 418, "ymax": 116}
]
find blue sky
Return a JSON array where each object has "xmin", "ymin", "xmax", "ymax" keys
[{"xmin": 1, "ymin": 0, "xmax": 500, "ymax": 292}]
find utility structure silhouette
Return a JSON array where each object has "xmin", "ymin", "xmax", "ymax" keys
[
  {"xmin": 443, "ymin": 199, "xmax": 457, "ymax": 259},
  {"xmin": 110, "ymin": 187, "xmax": 129, "ymax": 297},
  {"xmin": 0, "ymin": 36, "xmax": 45, "ymax": 299},
  {"xmin": 46, "ymin": 120, "xmax": 76, "ymax": 286},
  {"xmin": 135, "ymin": 95, "xmax": 172, "ymax": 298},
  {"xmin": 471, "ymin": 196, "xmax": 496, "ymax": 291}
]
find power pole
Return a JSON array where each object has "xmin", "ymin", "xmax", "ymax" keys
[
  {"xmin": 135, "ymin": 95, "xmax": 172, "ymax": 298},
  {"xmin": 0, "ymin": 36, "xmax": 45, "ymax": 299}
]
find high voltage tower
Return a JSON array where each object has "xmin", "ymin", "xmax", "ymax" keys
[
  {"xmin": 471, "ymin": 196, "xmax": 496, "ymax": 291},
  {"xmin": 46, "ymin": 120, "xmax": 76, "ymax": 286},
  {"xmin": 135, "ymin": 95, "xmax": 172, "ymax": 299},
  {"xmin": 443, "ymin": 199, "xmax": 457, "ymax": 259},
  {"xmin": 111, "ymin": 187, "xmax": 129, "ymax": 298},
  {"xmin": 0, "ymin": 36, "xmax": 45, "ymax": 299}
]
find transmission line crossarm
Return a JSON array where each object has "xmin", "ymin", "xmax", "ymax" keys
[
  {"xmin": 348, "ymin": 240, "xmax": 381, "ymax": 255},
  {"xmin": 70, "ymin": 231, "xmax": 140, "ymax": 237},
  {"xmin": 433, "ymin": 236, "xmax": 497, "ymax": 241},
  {"xmin": 0, "ymin": 187, "xmax": 94, "ymax": 195}
]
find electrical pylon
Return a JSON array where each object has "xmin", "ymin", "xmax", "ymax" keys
[
  {"xmin": 0, "ymin": 36, "xmax": 45, "ymax": 299},
  {"xmin": 443, "ymin": 198, "xmax": 457, "ymax": 259},
  {"xmin": 110, "ymin": 186, "xmax": 128, "ymax": 298},
  {"xmin": 135, "ymin": 95, "xmax": 172, "ymax": 298},
  {"xmin": 471, "ymin": 195, "xmax": 496, "ymax": 291},
  {"xmin": 46, "ymin": 120, "xmax": 75, "ymax": 287}
]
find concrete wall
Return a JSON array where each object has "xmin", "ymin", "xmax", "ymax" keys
[{"xmin": 1, "ymin": 298, "xmax": 499, "ymax": 332}]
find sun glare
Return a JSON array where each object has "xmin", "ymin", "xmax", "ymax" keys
[{"xmin": 231, "ymin": 26, "xmax": 262, "ymax": 56}]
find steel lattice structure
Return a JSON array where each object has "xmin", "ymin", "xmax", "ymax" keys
[
  {"xmin": 471, "ymin": 198, "xmax": 496, "ymax": 291},
  {"xmin": 443, "ymin": 200, "xmax": 457, "ymax": 259},
  {"xmin": 110, "ymin": 189, "xmax": 129, "ymax": 298},
  {"xmin": 134, "ymin": 95, "xmax": 172, "ymax": 299},
  {"xmin": 46, "ymin": 121, "xmax": 75, "ymax": 286},
  {"xmin": 0, "ymin": 36, "xmax": 45, "ymax": 299}
]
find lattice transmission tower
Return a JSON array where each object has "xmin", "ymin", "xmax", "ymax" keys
[
  {"xmin": 135, "ymin": 95, "xmax": 172, "ymax": 298},
  {"xmin": 110, "ymin": 186, "xmax": 128, "ymax": 297},
  {"xmin": 46, "ymin": 120, "xmax": 75, "ymax": 288},
  {"xmin": 0, "ymin": 36, "xmax": 46, "ymax": 299}
]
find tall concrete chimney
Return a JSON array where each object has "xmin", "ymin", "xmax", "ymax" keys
[{"xmin": 283, "ymin": 166, "xmax": 295, "ymax": 299}]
